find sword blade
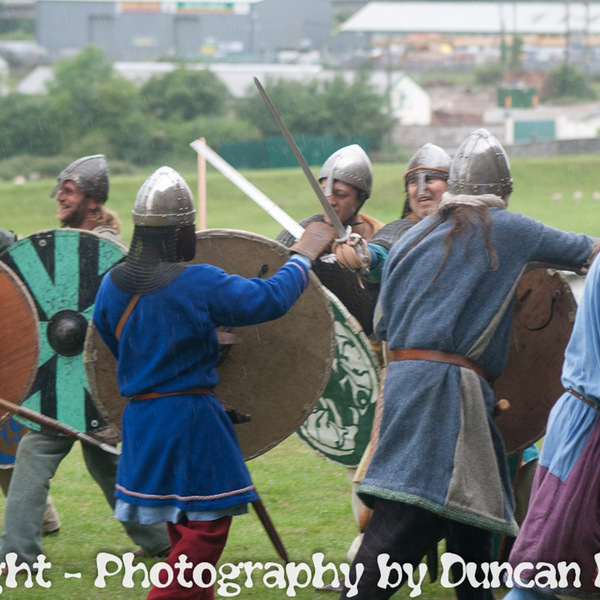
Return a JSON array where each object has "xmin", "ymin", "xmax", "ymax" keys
[
  {"xmin": 253, "ymin": 77, "xmax": 348, "ymax": 240},
  {"xmin": 0, "ymin": 397, "xmax": 121, "ymax": 456}
]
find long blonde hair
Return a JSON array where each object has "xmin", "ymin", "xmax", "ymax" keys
[{"xmin": 90, "ymin": 203, "xmax": 122, "ymax": 235}]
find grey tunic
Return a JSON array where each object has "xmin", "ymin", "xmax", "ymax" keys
[{"xmin": 361, "ymin": 208, "xmax": 594, "ymax": 535}]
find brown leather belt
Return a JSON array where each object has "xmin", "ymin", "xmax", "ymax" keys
[
  {"xmin": 566, "ymin": 388, "xmax": 600, "ymax": 412},
  {"xmin": 131, "ymin": 387, "xmax": 213, "ymax": 401},
  {"xmin": 390, "ymin": 349, "xmax": 490, "ymax": 382}
]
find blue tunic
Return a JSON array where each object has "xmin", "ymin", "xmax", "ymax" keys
[
  {"xmin": 508, "ymin": 250, "xmax": 600, "ymax": 596},
  {"xmin": 0, "ymin": 419, "xmax": 27, "ymax": 467},
  {"xmin": 360, "ymin": 208, "xmax": 594, "ymax": 535},
  {"xmin": 93, "ymin": 257, "xmax": 310, "ymax": 516}
]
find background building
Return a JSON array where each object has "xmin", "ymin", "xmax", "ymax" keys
[{"xmin": 35, "ymin": 0, "xmax": 331, "ymax": 61}]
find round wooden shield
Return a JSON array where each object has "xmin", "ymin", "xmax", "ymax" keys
[
  {"xmin": 296, "ymin": 289, "xmax": 380, "ymax": 467},
  {"xmin": 0, "ymin": 229, "xmax": 126, "ymax": 441},
  {"xmin": 0, "ymin": 262, "xmax": 39, "ymax": 464},
  {"xmin": 0, "ymin": 262, "xmax": 39, "ymax": 423},
  {"xmin": 494, "ymin": 268, "xmax": 577, "ymax": 456},
  {"xmin": 85, "ymin": 229, "xmax": 335, "ymax": 460}
]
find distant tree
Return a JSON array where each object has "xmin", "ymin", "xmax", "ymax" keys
[
  {"xmin": 541, "ymin": 62, "xmax": 596, "ymax": 102},
  {"xmin": 509, "ymin": 35, "xmax": 524, "ymax": 70},
  {"xmin": 47, "ymin": 45, "xmax": 113, "ymax": 107},
  {"xmin": 0, "ymin": 94, "xmax": 62, "ymax": 159},
  {"xmin": 237, "ymin": 78, "xmax": 329, "ymax": 136},
  {"xmin": 46, "ymin": 46, "xmax": 138, "ymax": 142},
  {"xmin": 237, "ymin": 71, "xmax": 393, "ymax": 149},
  {"xmin": 499, "ymin": 34, "xmax": 523, "ymax": 72},
  {"xmin": 140, "ymin": 67, "xmax": 231, "ymax": 120},
  {"xmin": 44, "ymin": 45, "xmax": 173, "ymax": 163},
  {"xmin": 321, "ymin": 71, "xmax": 394, "ymax": 145}
]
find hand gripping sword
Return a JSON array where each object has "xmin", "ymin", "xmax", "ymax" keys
[
  {"xmin": 253, "ymin": 77, "xmax": 351, "ymax": 242},
  {"xmin": 0, "ymin": 396, "xmax": 290, "ymax": 562}
]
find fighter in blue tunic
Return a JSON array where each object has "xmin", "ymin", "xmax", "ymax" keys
[
  {"xmin": 92, "ymin": 166, "xmax": 334, "ymax": 599},
  {"xmin": 339, "ymin": 129, "xmax": 597, "ymax": 600},
  {"xmin": 505, "ymin": 242, "xmax": 600, "ymax": 600}
]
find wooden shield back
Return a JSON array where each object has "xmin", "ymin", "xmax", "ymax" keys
[
  {"xmin": 0, "ymin": 229, "xmax": 126, "ymax": 441},
  {"xmin": 0, "ymin": 262, "xmax": 39, "ymax": 425},
  {"xmin": 494, "ymin": 268, "xmax": 577, "ymax": 455},
  {"xmin": 85, "ymin": 229, "xmax": 335, "ymax": 460}
]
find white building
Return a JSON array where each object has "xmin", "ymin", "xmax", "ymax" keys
[{"xmin": 389, "ymin": 73, "xmax": 431, "ymax": 125}]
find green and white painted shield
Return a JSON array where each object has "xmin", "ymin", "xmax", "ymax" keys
[
  {"xmin": 0, "ymin": 229, "xmax": 126, "ymax": 437},
  {"xmin": 296, "ymin": 289, "xmax": 381, "ymax": 467}
]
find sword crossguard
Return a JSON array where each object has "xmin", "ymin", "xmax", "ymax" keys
[{"xmin": 334, "ymin": 225, "xmax": 353, "ymax": 244}]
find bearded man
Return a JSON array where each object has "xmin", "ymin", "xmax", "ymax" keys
[{"xmin": 0, "ymin": 155, "xmax": 170, "ymax": 571}]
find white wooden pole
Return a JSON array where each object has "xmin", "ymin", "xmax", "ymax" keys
[
  {"xmin": 196, "ymin": 137, "xmax": 207, "ymax": 231},
  {"xmin": 189, "ymin": 139, "xmax": 304, "ymax": 240}
]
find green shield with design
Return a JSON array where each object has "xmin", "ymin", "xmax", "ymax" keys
[
  {"xmin": 0, "ymin": 229, "xmax": 126, "ymax": 439},
  {"xmin": 297, "ymin": 289, "xmax": 381, "ymax": 467}
]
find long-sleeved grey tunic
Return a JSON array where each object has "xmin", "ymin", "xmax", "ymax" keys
[{"xmin": 360, "ymin": 208, "xmax": 594, "ymax": 535}]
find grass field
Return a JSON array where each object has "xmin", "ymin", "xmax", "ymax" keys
[
  {"xmin": 1, "ymin": 153, "xmax": 599, "ymax": 598},
  {"xmin": 2, "ymin": 154, "xmax": 600, "ymax": 242}
]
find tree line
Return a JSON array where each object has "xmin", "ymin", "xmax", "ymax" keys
[{"xmin": 0, "ymin": 46, "xmax": 394, "ymax": 169}]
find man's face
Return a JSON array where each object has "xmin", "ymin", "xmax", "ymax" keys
[
  {"xmin": 56, "ymin": 181, "xmax": 92, "ymax": 227},
  {"xmin": 320, "ymin": 180, "xmax": 362, "ymax": 226},
  {"xmin": 406, "ymin": 174, "xmax": 447, "ymax": 221}
]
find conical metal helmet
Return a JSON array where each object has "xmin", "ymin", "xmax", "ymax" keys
[
  {"xmin": 132, "ymin": 166, "xmax": 195, "ymax": 227},
  {"xmin": 318, "ymin": 144, "xmax": 372, "ymax": 199},
  {"xmin": 448, "ymin": 129, "xmax": 513, "ymax": 197},
  {"xmin": 50, "ymin": 154, "xmax": 109, "ymax": 203},
  {"xmin": 404, "ymin": 143, "xmax": 451, "ymax": 196}
]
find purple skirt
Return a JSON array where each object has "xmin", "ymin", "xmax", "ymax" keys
[{"xmin": 508, "ymin": 392, "xmax": 600, "ymax": 596}]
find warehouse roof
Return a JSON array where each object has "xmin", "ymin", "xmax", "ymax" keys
[{"xmin": 341, "ymin": 1, "xmax": 600, "ymax": 35}]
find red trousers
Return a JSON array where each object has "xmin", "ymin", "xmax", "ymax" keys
[{"xmin": 147, "ymin": 516, "xmax": 231, "ymax": 600}]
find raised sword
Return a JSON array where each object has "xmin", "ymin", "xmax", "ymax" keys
[{"xmin": 253, "ymin": 77, "xmax": 350, "ymax": 242}]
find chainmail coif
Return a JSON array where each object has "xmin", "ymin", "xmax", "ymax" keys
[{"xmin": 110, "ymin": 226, "xmax": 187, "ymax": 295}]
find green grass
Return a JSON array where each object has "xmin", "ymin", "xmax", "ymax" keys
[
  {"xmin": 0, "ymin": 437, "xmax": 351, "ymax": 598},
  {"xmin": 2, "ymin": 154, "xmax": 600, "ymax": 245},
  {"xmin": 0, "ymin": 437, "xmax": 463, "ymax": 599},
  {"xmin": 1, "ymin": 154, "xmax": 598, "ymax": 597}
]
